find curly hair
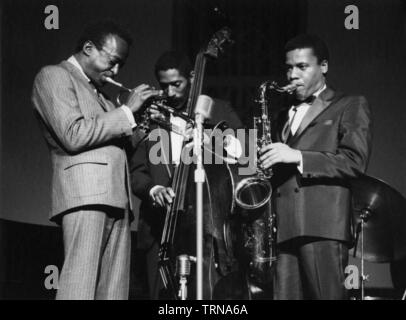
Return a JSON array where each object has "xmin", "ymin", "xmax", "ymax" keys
[
  {"xmin": 75, "ymin": 19, "xmax": 132, "ymax": 52},
  {"xmin": 154, "ymin": 51, "xmax": 193, "ymax": 78},
  {"xmin": 284, "ymin": 34, "xmax": 329, "ymax": 64}
]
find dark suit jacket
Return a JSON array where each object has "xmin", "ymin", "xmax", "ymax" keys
[
  {"xmin": 129, "ymin": 99, "xmax": 243, "ymax": 247},
  {"xmin": 271, "ymin": 86, "xmax": 372, "ymax": 244}
]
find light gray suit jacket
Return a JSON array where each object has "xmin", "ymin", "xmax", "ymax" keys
[{"xmin": 32, "ymin": 60, "xmax": 134, "ymax": 221}]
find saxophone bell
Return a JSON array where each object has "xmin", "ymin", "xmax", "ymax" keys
[
  {"xmin": 230, "ymin": 80, "xmax": 278, "ymax": 290},
  {"xmin": 234, "ymin": 81, "xmax": 274, "ymax": 211},
  {"xmin": 235, "ymin": 80, "xmax": 298, "ymax": 211}
]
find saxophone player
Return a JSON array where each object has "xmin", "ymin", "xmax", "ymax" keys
[{"xmin": 259, "ymin": 34, "xmax": 372, "ymax": 300}]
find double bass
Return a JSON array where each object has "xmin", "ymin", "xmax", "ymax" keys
[{"xmin": 158, "ymin": 28, "xmax": 237, "ymax": 299}]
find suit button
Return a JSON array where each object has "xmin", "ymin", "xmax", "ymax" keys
[{"xmin": 294, "ymin": 188, "xmax": 300, "ymax": 193}]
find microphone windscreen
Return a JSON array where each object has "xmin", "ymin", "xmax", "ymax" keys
[
  {"xmin": 194, "ymin": 95, "xmax": 213, "ymax": 120},
  {"xmin": 176, "ymin": 255, "xmax": 191, "ymax": 277}
]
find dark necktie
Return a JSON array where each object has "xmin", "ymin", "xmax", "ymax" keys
[
  {"xmin": 88, "ymin": 80, "xmax": 110, "ymax": 110},
  {"xmin": 281, "ymin": 106, "xmax": 299, "ymax": 143},
  {"xmin": 95, "ymin": 88, "xmax": 111, "ymax": 111},
  {"xmin": 281, "ymin": 95, "xmax": 316, "ymax": 143}
]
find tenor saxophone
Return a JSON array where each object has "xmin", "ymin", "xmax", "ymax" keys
[{"xmin": 233, "ymin": 80, "xmax": 297, "ymax": 291}]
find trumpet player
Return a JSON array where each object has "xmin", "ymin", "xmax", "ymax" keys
[
  {"xmin": 31, "ymin": 20, "xmax": 161, "ymax": 300},
  {"xmin": 259, "ymin": 34, "xmax": 372, "ymax": 300}
]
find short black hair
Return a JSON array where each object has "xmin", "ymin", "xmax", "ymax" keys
[
  {"xmin": 75, "ymin": 20, "xmax": 133, "ymax": 52},
  {"xmin": 284, "ymin": 34, "xmax": 329, "ymax": 63},
  {"xmin": 154, "ymin": 51, "xmax": 193, "ymax": 79}
]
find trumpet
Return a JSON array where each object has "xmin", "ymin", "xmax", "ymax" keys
[
  {"xmin": 102, "ymin": 76, "xmax": 167, "ymax": 106},
  {"xmin": 103, "ymin": 76, "xmax": 193, "ymax": 136},
  {"xmin": 102, "ymin": 75, "xmax": 132, "ymax": 93}
]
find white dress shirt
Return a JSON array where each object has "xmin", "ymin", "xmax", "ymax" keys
[
  {"xmin": 288, "ymin": 84, "xmax": 326, "ymax": 172},
  {"xmin": 288, "ymin": 84, "xmax": 326, "ymax": 135},
  {"xmin": 150, "ymin": 114, "xmax": 242, "ymax": 198},
  {"xmin": 170, "ymin": 114, "xmax": 188, "ymax": 166},
  {"xmin": 149, "ymin": 114, "xmax": 187, "ymax": 198}
]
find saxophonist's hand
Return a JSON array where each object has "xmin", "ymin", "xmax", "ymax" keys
[{"xmin": 259, "ymin": 142, "xmax": 302, "ymax": 170}]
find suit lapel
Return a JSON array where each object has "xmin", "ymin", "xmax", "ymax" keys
[
  {"xmin": 288, "ymin": 87, "xmax": 337, "ymax": 145},
  {"xmin": 97, "ymin": 91, "xmax": 115, "ymax": 111},
  {"xmin": 60, "ymin": 61, "xmax": 110, "ymax": 112}
]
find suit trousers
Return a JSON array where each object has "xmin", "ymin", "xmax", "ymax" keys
[
  {"xmin": 274, "ymin": 237, "xmax": 349, "ymax": 300},
  {"xmin": 56, "ymin": 206, "xmax": 131, "ymax": 300}
]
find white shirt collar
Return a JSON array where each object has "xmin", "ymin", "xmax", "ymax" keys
[
  {"xmin": 288, "ymin": 83, "xmax": 327, "ymax": 135},
  {"xmin": 291, "ymin": 83, "xmax": 326, "ymax": 111},
  {"xmin": 313, "ymin": 83, "xmax": 327, "ymax": 98},
  {"xmin": 67, "ymin": 55, "xmax": 91, "ymax": 82}
]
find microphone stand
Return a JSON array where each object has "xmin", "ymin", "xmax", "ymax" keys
[
  {"xmin": 176, "ymin": 254, "xmax": 195, "ymax": 300},
  {"xmin": 353, "ymin": 208, "xmax": 371, "ymax": 300},
  {"xmin": 194, "ymin": 113, "xmax": 205, "ymax": 300}
]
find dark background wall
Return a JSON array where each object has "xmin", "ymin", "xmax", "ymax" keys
[
  {"xmin": 0, "ymin": 0, "xmax": 173, "ymax": 227},
  {"xmin": 1, "ymin": 0, "xmax": 405, "ymax": 297},
  {"xmin": 305, "ymin": 0, "xmax": 406, "ymax": 290},
  {"xmin": 307, "ymin": 0, "xmax": 406, "ymax": 195}
]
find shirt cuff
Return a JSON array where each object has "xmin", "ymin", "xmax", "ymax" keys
[
  {"xmin": 120, "ymin": 105, "xmax": 137, "ymax": 129},
  {"xmin": 297, "ymin": 151, "xmax": 303, "ymax": 174},
  {"xmin": 224, "ymin": 135, "xmax": 243, "ymax": 159},
  {"xmin": 149, "ymin": 185, "xmax": 164, "ymax": 199}
]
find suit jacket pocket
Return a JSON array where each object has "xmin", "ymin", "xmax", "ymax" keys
[{"xmin": 62, "ymin": 161, "xmax": 108, "ymax": 198}]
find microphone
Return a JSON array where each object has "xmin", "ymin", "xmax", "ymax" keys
[
  {"xmin": 194, "ymin": 95, "xmax": 213, "ymax": 123},
  {"xmin": 176, "ymin": 254, "xmax": 191, "ymax": 278},
  {"xmin": 176, "ymin": 255, "xmax": 192, "ymax": 300}
]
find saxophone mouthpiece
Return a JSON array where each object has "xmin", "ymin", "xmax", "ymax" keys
[
  {"xmin": 269, "ymin": 81, "xmax": 298, "ymax": 94},
  {"xmin": 283, "ymin": 83, "xmax": 299, "ymax": 94}
]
